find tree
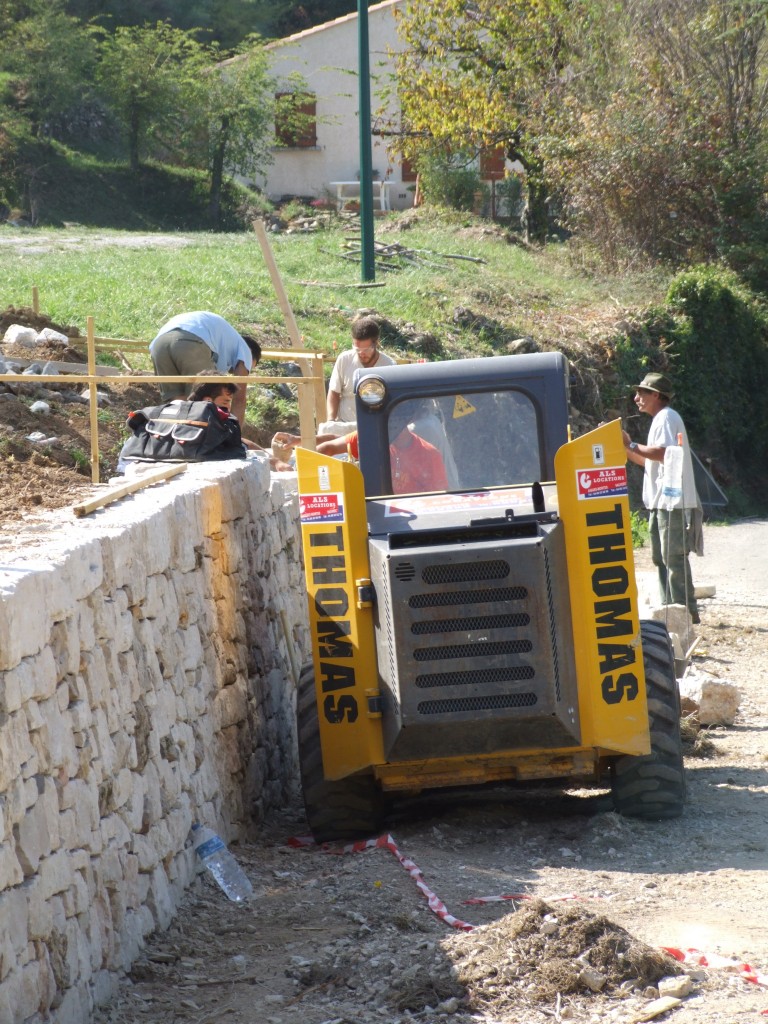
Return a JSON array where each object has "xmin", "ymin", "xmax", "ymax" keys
[
  {"xmin": 394, "ymin": 0, "xmax": 572, "ymax": 240},
  {"xmin": 96, "ymin": 21, "xmax": 205, "ymax": 171},
  {"xmin": 0, "ymin": 0, "xmax": 94, "ymax": 136},
  {"xmin": 178, "ymin": 39, "xmax": 276, "ymax": 224},
  {"xmin": 542, "ymin": 0, "xmax": 768, "ymax": 265}
]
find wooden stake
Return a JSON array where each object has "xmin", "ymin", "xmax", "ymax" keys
[
  {"xmin": 32, "ymin": 286, "xmax": 39, "ymax": 315},
  {"xmin": 86, "ymin": 316, "xmax": 100, "ymax": 484}
]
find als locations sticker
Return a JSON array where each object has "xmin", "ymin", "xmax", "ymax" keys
[
  {"xmin": 300, "ymin": 492, "xmax": 345, "ymax": 523},
  {"xmin": 576, "ymin": 466, "xmax": 628, "ymax": 500}
]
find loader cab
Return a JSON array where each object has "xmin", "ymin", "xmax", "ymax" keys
[{"xmin": 354, "ymin": 352, "xmax": 570, "ymax": 501}]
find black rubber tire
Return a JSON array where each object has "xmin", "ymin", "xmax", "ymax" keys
[
  {"xmin": 610, "ymin": 619, "xmax": 686, "ymax": 820},
  {"xmin": 297, "ymin": 662, "xmax": 386, "ymax": 843}
]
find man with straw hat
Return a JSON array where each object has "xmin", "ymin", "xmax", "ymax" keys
[{"xmin": 622, "ymin": 372, "xmax": 701, "ymax": 623}]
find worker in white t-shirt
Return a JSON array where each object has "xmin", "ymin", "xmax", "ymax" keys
[{"xmin": 320, "ymin": 316, "xmax": 395, "ymax": 435}]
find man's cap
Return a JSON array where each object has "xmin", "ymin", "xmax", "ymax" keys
[{"xmin": 633, "ymin": 372, "xmax": 673, "ymax": 398}]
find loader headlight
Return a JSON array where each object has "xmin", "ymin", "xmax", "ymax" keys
[{"xmin": 357, "ymin": 377, "xmax": 386, "ymax": 408}]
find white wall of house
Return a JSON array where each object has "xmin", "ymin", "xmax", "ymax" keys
[{"xmin": 257, "ymin": 0, "xmax": 414, "ymax": 211}]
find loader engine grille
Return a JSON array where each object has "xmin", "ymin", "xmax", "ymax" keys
[
  {"xmin": 409, "ymin": 586, "xmax": 527, "ymax": 608},
  {"xmin": 368, "ymin": 521, "xmax": 580, "ymax": 759},
  {"xmin": 411, "ymin": 612, "xmax": 529, "ymax": 634},
  {"xmin": 414, "ymin": 639, "xmax": 532, "ymax": 661},
  {"xmin": 422, "ymin": 560, "xmax": 509, "ymax": 584},
  {"xmin": 415, "ymin": 665, "xmax": 536, "ymax": 687},
  {"xmin": 418, "ymin": 693, "xmax": 538, "ymax": 714}
]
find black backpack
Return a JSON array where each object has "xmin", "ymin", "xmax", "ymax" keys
[{"xmin": 120, "ymin": 400, "xmax": 247, "ymax": 463}]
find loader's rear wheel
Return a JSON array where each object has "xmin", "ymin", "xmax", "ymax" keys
[
  {"xmin": 611, "ymin": 619, "xmax": 686, "ymax": 820},
  {"xmin": 297, "ymin": 663, "xmax": 385, "ymax": 843}
]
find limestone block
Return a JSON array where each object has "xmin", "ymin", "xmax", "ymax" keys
[
  {"xmin": 0, "ymin": 884, "xmax": 29, "ymax": 975},
  {"xmin": 3, "ymin": 648, "xmax": 57, "ymax": 712},
  {"xmin": 119, "ymin": 770, "xmax": 146, "ymax": 834},
  {"xmin": 0, "ymin": 957, "xmax": 47, "ymax": 1021},
  {"xmin": 121, "ymin": 853, "xmax": 141, "ymax": 912},
  {"xmin": 146, "ymin": 862, "xmax": 175, "ymax": 930},
  {"xmin": 141, "ymin": 573, "xmax": 169, "ymax": 622},
  {"xmin": 89, "ymin": 592, "xmax": 118, "ymax": 644},
  {"xmin": 68, "ymin": 699, "xmax": 93, "ymax": 736},
  {"xmin": 59, "ymin": 778, "xmax": 99, "ymax": 835},
  {"xmin": 181, "ymin": 624, "xmax": 204, "ymax": 675},
  {"xmin": 76, "ymin": 601, "xmax": 96, "ymax": 651},
  {"xmin": 658, "ymin": 975, "xmax": 693, "ymax": 998},
  {"xmin": 217, "ymin": 527, "xmax": 246, "ymax": 578},
  {"xmin": 113, "ymin": 590, "xmax": 135, "ymax": 653},
  {"xmin": 170, "ymin": 492, "xmax": 204, "ymax": 572},
  {"xmin": 50, "ymin": 614, "xmax": 81, "ymax": 679},
  {"xmin": 16, "ymin": 776, "xmax": 58, "ymax": 875},
  {"xmin": 156, "ymin": 756, "xmax": 182, "ymax": 812},
  {"xmin": 37, "ymin": 849, "xmax": 74, "ymax": 899},
  {"xmin": 213, "ymin": 681, "xmax": 248, "ymax": 731},
  {"xmin": 0, "ymin": 709, "xmax": 35, "ymax": 791},
  {"xmin": 110, "ymin": 767, "xmax": 133, "ymax": 810},
  {"xmin": 132, "ymin": 831, "xmax": 161, "ymax": 873},
  {"xmin": 54, "ymin": 538, "xmax": 104, "ymax": 603},
  {"xmin": 648, "ymin": 603, "xmax": 695, "ymax": 638},
  {"xmin": 98, "ymin": 844, "xmax": 124, "ymax": 892},
  {"xmin": 26, "ymin": 876, "xmax": 53, "ymax": 941},
  {"xmin": 139, "ymin": 761, "xmax": 161, "ymax": 831},
  {"xmin": 0, "ymin": 563, "xmax": 63, "ymax": 671},
  {"xmin": 57, "ymin": 807, "xmax": 77, "ymax": 852},
  {"xmin": 131, "ymin": 620, "xmax": 163, "ymax": 694},
  {"xmin": 91, "ymin": 970, "xmax": 120, "ymax": 1016},
  {"xmin": 114, "ymin": 905, "xmax": 154, "ymax": 971},
  {"xmin": 54, "ymin": 983, "xmax": 93, "ymax": 1024},
  {"xmin": 198, "ymin": 479, "xmax": 223, "ymax": 535},
  {"xmin": 679, "ymin": 668, "xmax": 741, "ymax": 726},
  {"xmin": 218, "ymin": 470, "xmax": 249, "ymax": 524}
]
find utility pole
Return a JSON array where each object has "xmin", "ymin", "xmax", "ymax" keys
[{"xmin": 357, "ymin": 0, "xmax": 375, "ymax": 282}]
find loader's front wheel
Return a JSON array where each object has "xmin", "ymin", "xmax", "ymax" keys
[
  {"xmin": 611, "ymin": 619, "xmax": 686, "ymax": 820},
  {"xmin": 297, "ymin": 663, "xmax": 385, "ymax": 843}
]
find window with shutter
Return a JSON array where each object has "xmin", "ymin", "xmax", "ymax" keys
[{"xmin": 480, "ymin": 146, "xmax": 506, "ymax": 180}]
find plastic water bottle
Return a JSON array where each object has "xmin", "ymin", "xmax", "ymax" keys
[
  {"xmin": 191, "ymin": 824, "xmax": 254, "ymax": 903},
  {"xmin": 661, "ymin": 434, "xmax": 684, "ymax": 508}
]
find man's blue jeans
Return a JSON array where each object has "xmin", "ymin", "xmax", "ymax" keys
[{"xmin": 649, "ymin": 508, "xmax": 698, "ymax": 619}]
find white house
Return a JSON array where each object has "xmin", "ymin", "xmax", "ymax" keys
[{"xmin": 257, "ymin": 0, "xmax": 416, "ymax": 211}]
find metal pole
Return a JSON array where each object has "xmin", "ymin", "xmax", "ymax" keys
[{"xmin": 358, "ymin": 0, "xmax": 375, "ymax": 282}]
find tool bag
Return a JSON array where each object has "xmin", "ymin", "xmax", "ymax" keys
[{"xmin": 120, "ymin": 400, "xmax": 247, "ymax": 463}]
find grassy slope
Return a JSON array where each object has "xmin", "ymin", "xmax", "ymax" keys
[
  {"xmin": 0, "ymin": 213, "xmax": 670, "ymax": 352},
  {"xmin": 20, "ymin": 144, "xmax": 258, "ymax": 231}
]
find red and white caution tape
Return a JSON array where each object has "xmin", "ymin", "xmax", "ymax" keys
[
  {"xmin": 289, "ymin": 832, "xmax": 475, "ymax": 930},
  {"xmin": 663, "ymin": 947, "xmax": 768, "ymax": 989}
]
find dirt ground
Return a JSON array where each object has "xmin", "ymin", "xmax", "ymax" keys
[{"xmin": 84, "ymin": 524, "xmax": 768, "ymax": 1024}]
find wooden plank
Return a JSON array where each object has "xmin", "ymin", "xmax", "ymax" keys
[{"xmin": 73, "ymin": 464, "xmax": 187, "ymax": 517}]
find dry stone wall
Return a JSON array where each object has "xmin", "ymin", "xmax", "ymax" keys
[{"xmin": 0, "ymin": 457, "xmax": 310, "ymax": 1023}]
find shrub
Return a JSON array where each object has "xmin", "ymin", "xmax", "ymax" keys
[{"xmin": 417, "ymin": 154, "xmax": 483, "ymax": 212}]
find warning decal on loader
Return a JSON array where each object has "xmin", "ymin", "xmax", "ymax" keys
[
  {"xmin": 576, "ymin": 466, "xmax": 628, "ymax": 500},
  {"xmin": 452, "ymin": 395, "xmax": 476, "ymax": 419},
  {"xmin": 300, "ymin": 492, "xmax": 345, "ymax": 523}
]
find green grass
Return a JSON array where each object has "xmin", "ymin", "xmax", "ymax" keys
[
  {"xmin": 0, "ymin": 212, "xmax": 670, "ymax": 353},
  {"xmin": 0, "ymin": 210, "xmax": 674, "ymax": 454}
]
